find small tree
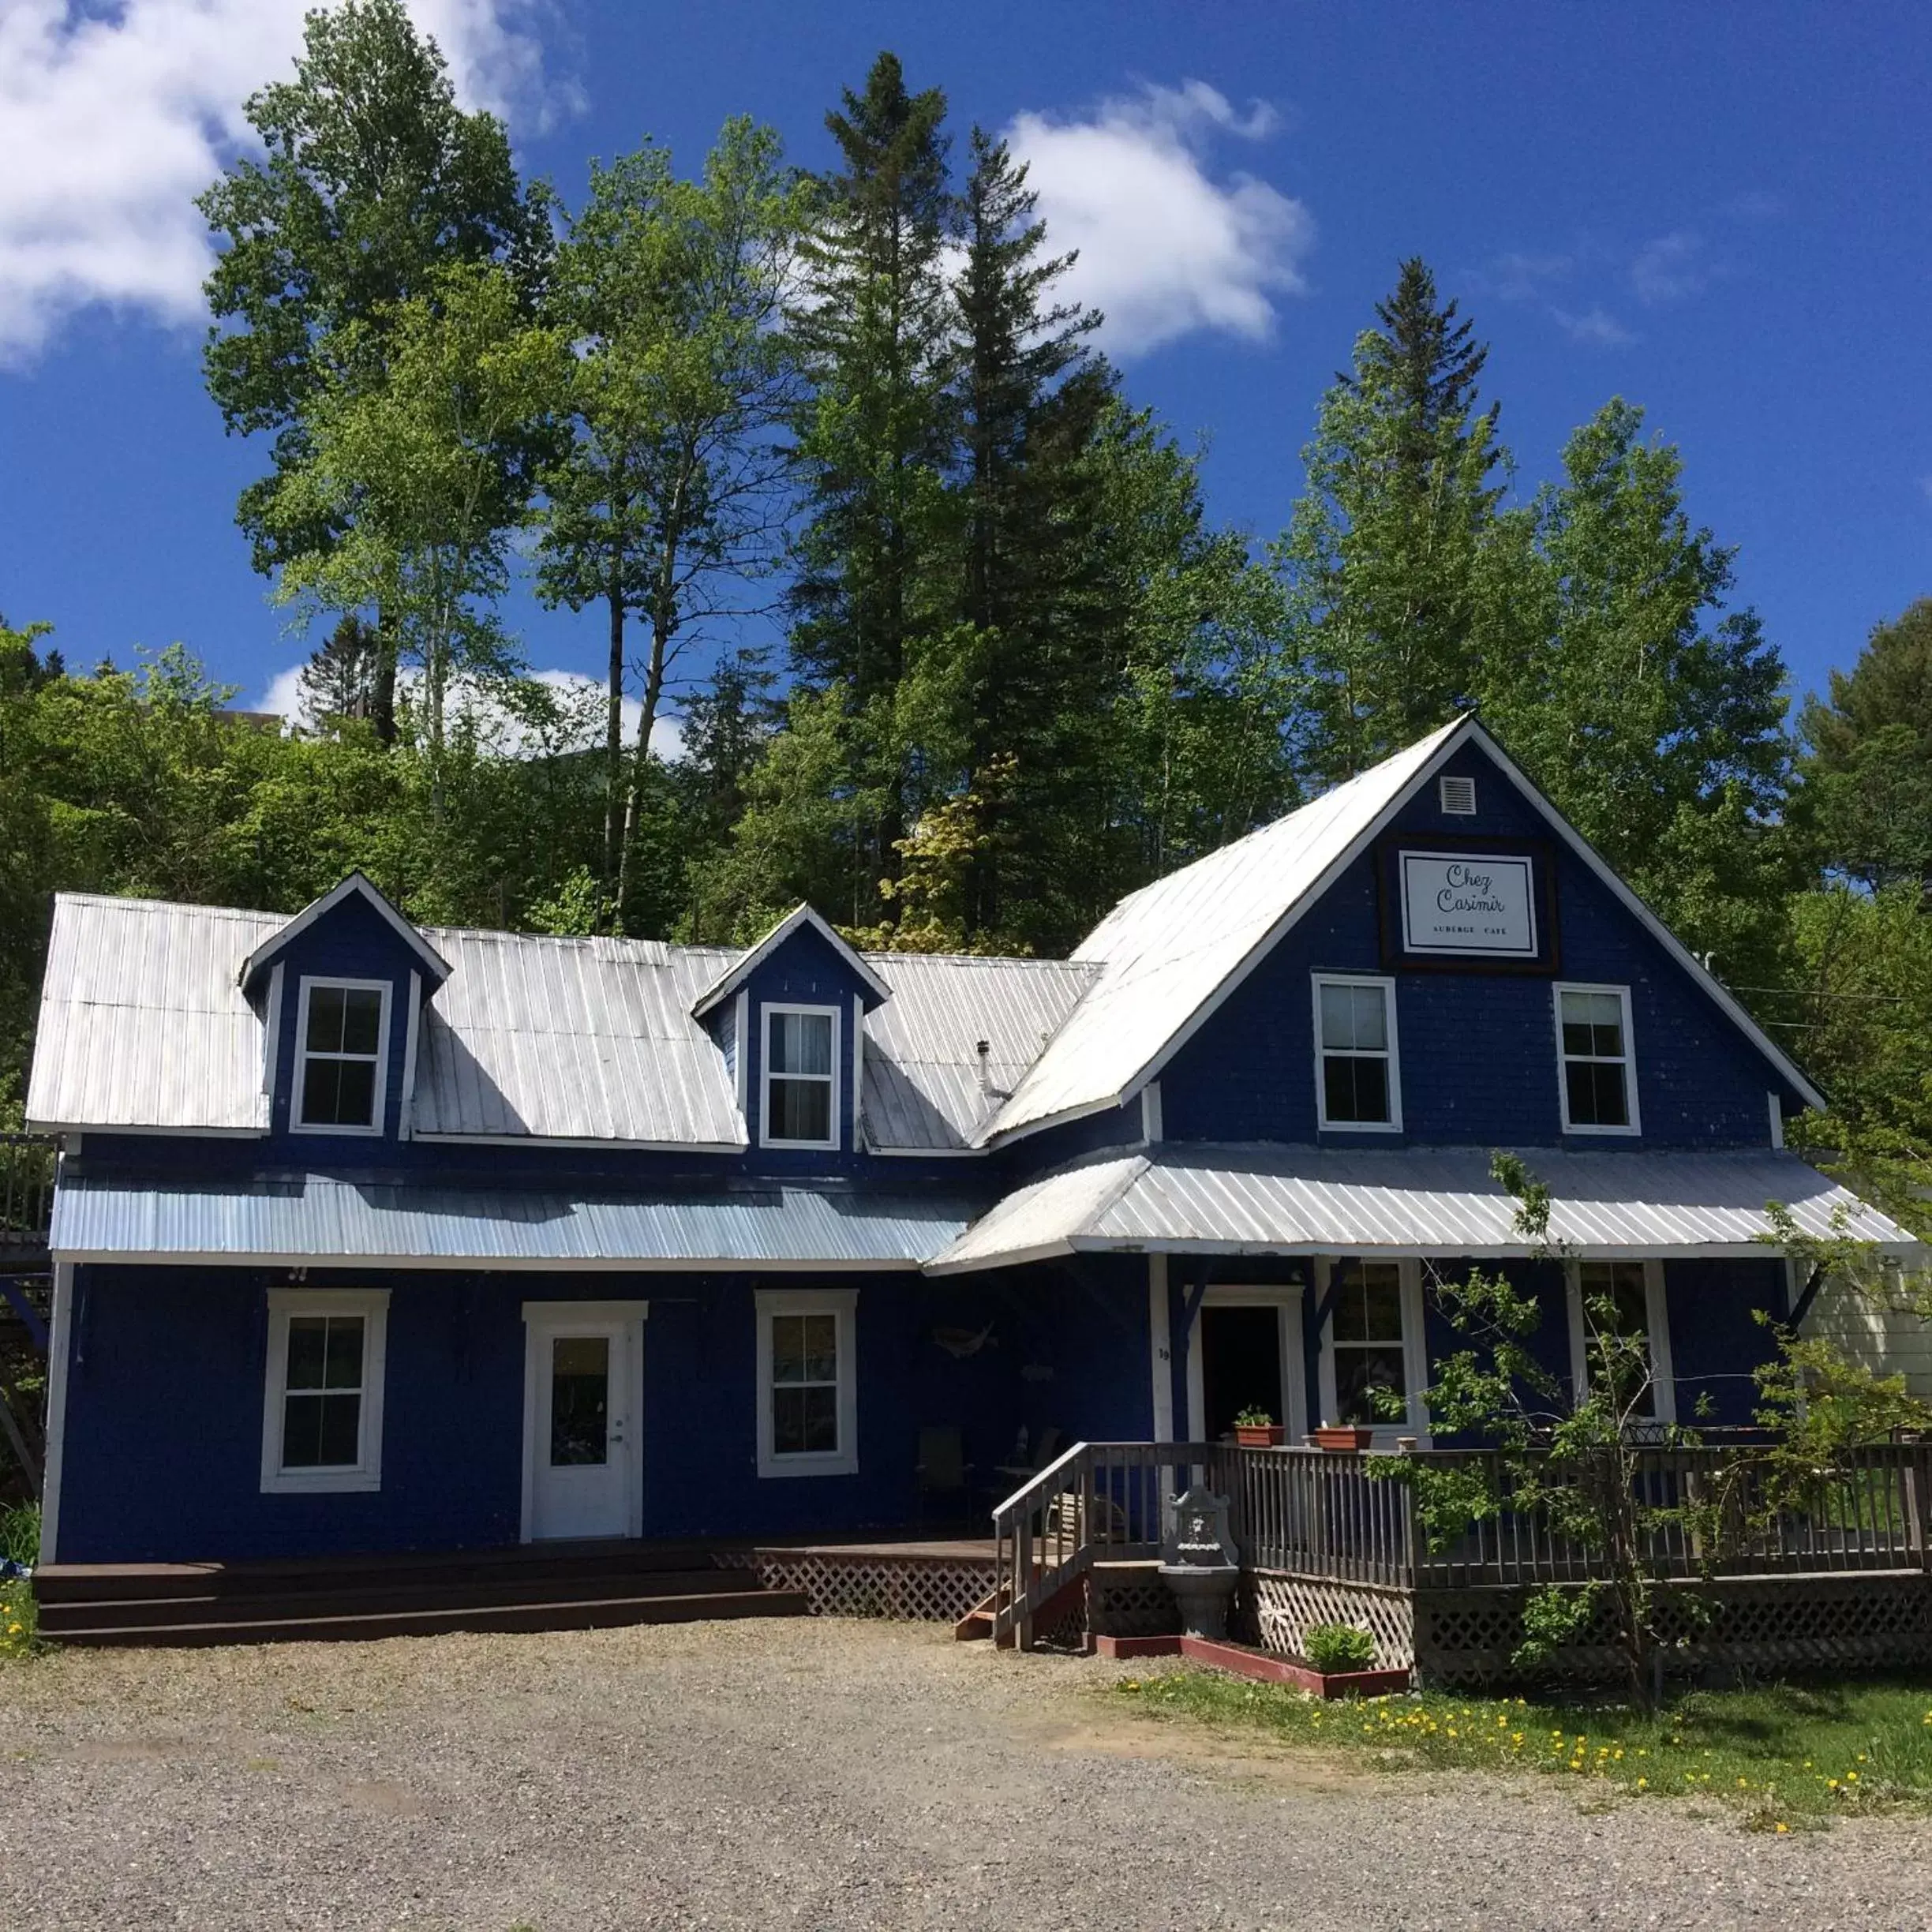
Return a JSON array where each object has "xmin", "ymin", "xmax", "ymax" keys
[{"xmin": 1386, "ymin": 1154, "xmax": 1716, "ymax": 1704}]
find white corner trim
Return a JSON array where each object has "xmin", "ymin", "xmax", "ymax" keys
[
  {"xmin": 852, "ymin": 991, "xmax": 867, "ymax": 1151},
  {"xmin": 1140, "ymin": 1080, "xmax": 1163, "ymax": 1145},
  {"xmin": 758, "ymin": 1002, "xmax": 842, "ymax": 1151},
  {"xmin": 289, "ymin": 975, "xmax": 392, "ymax": 1138},
  {"xmin": 1148, "ymin": 1255, "xmax": 1174, "ymax": 1443},
  {"xmin": 1552, "ymin": 981, "xmax": 1642, "ymax": 1137},
  {"xmin": 260, "ymin": 1286, "xmax": 391, "ymax": 1494},
  {"xmin": 398, "ymin": 969, "xmax": 422, "ymax": 1140},
  {"xmin": 754, "ymin": 1286, "xmax": 859, "ymax": 1478},
  {"xmin": 39, "ymin": 1261, "xmax": 76, "ymax": 1564},
  {"xmin": 733, "ymin": 988, "xmax": 750, "ymax": 1116},
  {"xmin": 1312, "ymin": 972, "xmax": 1404, "ymax": 1134},
  {"xmin": 260, "ymin": 960, "xmax": 284, "ymax": 1099},
  {"xmin": 1768, "ymin": 1091, "xmax": 1784, "ymax": 1150}
]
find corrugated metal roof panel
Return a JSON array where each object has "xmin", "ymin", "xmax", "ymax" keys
[
  {"xmin": 52, "ymin": 1172, "xmax": 976, "ymax": 1267},
  {"xmin": 928, "ymin": 1145, "xmax": 1914, "ymax": 1270},
  {"xmin": 859, "ymin": 953, "xmax": 1096, "ymax": 1150},
  {"xmin": 27, "ymin": 896, "xmax": 277, "ymax": 1132},
  {"xmin": 980, "ymin": 720, "xmax": 1465, "ymax": 1142}
]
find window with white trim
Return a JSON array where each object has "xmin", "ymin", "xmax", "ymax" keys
[
  {"xmin": 260, "ymin": 1289, "xmax": 388, "ymax": 1492},
  {"xmin": 761, "ymin": 1004, "xmax": 840, "ymax": 1148},
  {"xmin": 1554, "ymin": 983, "xmax": 1639, "ymax": 1134},
  {"xmin": 755, "ymin": 1288, "xmax": 858, "ymax": 1477},
  {"xmin": 1567, "ymin": 1260, "xmax": 1674, "ymax": 1423},
  {"xmin": 294, "ymin": 977, "xmax": 390, "ymax": 1133},
  {"xmin": 1326, "ymin": 1260, "xmax": 1412, "ymax": 1427},
  {"xmin": 1312, "ymin": 975, "xmax": 1402, "ymax": 1131}
]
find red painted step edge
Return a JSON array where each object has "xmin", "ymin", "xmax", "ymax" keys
[{"xmin": 1093, "ymin": 1631, "xmax": 1411, "ymax": 1698}]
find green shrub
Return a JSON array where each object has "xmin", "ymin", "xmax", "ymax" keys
[
  {"xmin": 1303, "ymin": 1623, "xmax": 1377, "ymax": 1673},
  {"xmin": 0, "ymin": 1501, "xmax": 39, "ymax": 1569}
]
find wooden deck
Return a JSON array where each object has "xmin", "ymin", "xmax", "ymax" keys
[{"xmin": 35, "ymin": 1532, "xmax": 998, "ymax": 1648}]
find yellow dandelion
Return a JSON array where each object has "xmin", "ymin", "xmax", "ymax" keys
[
  {"xmin": 1635, "ymin": 1777, "xmax": 1648, "ymax": 1791},
  {"xmin": 1775, "ymin": 1822, "xmax": 1789, "ymax": 1834},
  {"xmin": 1847, "ymin": 1771, "xmax": 1859, "ymax": 1782}
]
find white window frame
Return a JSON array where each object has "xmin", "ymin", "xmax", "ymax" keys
[
  {"xmin": 754, "ymin": 1287, "xmax": 858, "ymax": 1478},
  {"xmin": 1185, "ymin": 1284, "xmax": 1309, "ymax": 1445},
  {"xmin": 1566, "ymin": 1259, "xmax": 1676, "ymax": 1425},
  {"xmin": 260, "ymin": 1287, "xmax": 390, "ymax": 1493},
  {"xmin": 1552, "ymin": 981, "xmax": 1641, "ymax": 1137},
  {"xmin": 1312, "ymin": 973, "xmax": 1403, "ymax": 1134},
  {"xmin": 759, "ymin": 1002, "xmax": 841, "ymax": 1151},
  {"xmin": 290, "ymin": 975, "xmax": 391, "ymax": 1137},
  {"xmin": 1316, "ymin": 1256, "xmax": 1428, "ymax": 1445}
]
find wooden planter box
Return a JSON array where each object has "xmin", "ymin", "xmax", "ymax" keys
[
  {"xmin": 1309, "ymin": 1425, "xmax": 1376, "ymax": 1451},
  {"xmin": 1234, "ymin": 1424, "xmax": 1286, "ymax": 1448},
  {"xmin": 1094, "ymin": 1630, "xmax": 1411, "ymax": 1697}
]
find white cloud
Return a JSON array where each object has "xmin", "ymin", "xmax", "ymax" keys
[
  {"xmin": 260, "ymin": 661, "xmax": 685, "ymax": 762},
  {"xmin": 0, "ymin": 0, "xmax": 558, "ymax": 365},
  {"xmin": 1006, "ymin": 79, "xmax": 1314, "ymax": 357},
  {"xmin": 1551, "ymin": 305, "xmax": 1636, "ymax": 349},
  {"xmin": 1630, "ymin": 229, "xmax": 1708, "ymax": 307}
]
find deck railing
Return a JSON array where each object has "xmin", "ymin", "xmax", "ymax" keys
[
  {"xmin": 0, "ymin": 1134, "xmax": 57, "ymax": 1256},
  {"xmin": 990, "ymin": 1440, "xmax": 1932, "ymax": 1642}
]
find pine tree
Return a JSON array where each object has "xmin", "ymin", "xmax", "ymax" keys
[
  {"xmin": 786, "ymin": 52, "xmax": 957, "ymax": 885},
  {"xmin": 296, "ymin": 615, "xmax": 383, "ymax": 726},
  {"xmin": 948, "ymin": 129, "xmax": 1115, "ymax": 945},
  {"xmin": 1278, "ymin": 260, "xmax": 1520, "ymax": 783}
]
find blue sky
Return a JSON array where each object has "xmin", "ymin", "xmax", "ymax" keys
[{"xmin": 1, "ymin": 1, "xmax": 1926, "ymax": 733}]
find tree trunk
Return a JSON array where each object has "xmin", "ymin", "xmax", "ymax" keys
[
  {"xmin": 605, "ymin": 558, "xmax": 626, "ymax": 917},
  {"xmin": 372, "ymin": 608, "xmax": 399, "ymax": 747}
]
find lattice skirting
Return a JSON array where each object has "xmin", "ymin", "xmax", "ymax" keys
[
  {"xmin": 1089, "ymin": 1563, "xmax": 1179, "ymax": 1640},
  {"xmin": 1243, "ymin": 1571, "xmax": 1417, "ymax": 1671},
  {"xmin": 1414, "ymin": 1573, "xmax": 1932, "ymax": 1687},
  {"xmin": 713, "ymin": 1549, "xmax": 995, "ymax": 1625}
]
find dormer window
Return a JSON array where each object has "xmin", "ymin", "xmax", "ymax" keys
[
  {"xmin": 294, "ymin": 977, "xmax": 390, "ymax": 1134},
  {"xmin": 761, "ymin": 1004, "xmax": 839, "ymax": 1149}
]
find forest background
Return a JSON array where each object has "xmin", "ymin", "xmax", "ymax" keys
[{"xmin": 2, "ymin": 2, "xmax": 1929, "ymax": 1214}]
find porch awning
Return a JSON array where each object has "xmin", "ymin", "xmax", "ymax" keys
[
  {"xmin": 926, "ymin": 1144, "xmax": 1916, "ymax": 1273},
  {"xmin": 51, "ymin": 1173, "xmax": 978, "ymax": 1271}
]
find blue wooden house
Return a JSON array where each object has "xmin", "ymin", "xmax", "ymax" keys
[{"xmin": 24, "ymin": 717, "xmax": 1909, "ymax": 1636}]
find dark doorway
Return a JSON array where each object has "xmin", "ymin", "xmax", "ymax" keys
[{"xmin": 1200, "ymin": 1305, "xmax": 1285, "ymax": 1441}]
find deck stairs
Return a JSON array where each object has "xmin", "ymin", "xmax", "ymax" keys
[{"xmin": 33, "ymin": 1540, "xmax": 810, "ymax": 1647}]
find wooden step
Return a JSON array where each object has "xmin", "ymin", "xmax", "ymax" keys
[
  {"xmin": 953, "ymin": 1586, "xmax": 1002, "ymax": 1642},
  {"xmin": 47, "ymin": 1586, "xmax": 811, "ymax": 1648},
  {"xmin": 36, "ymin": 1567, "xmax": 766, "ymax": 1634}
]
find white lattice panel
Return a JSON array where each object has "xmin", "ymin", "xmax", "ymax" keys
[
  {"xmin": 1245, "ymin": 1571, "xmax": 1415, "ymax": 1670},
  {"xmin": 728, "ymin": 1552, "xmax": 995, "ymax": 1624}
]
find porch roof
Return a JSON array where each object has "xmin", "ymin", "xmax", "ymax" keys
[
  {"xmin": 925, "ymin": 1144, "xmax": 1916, "ymax": 1271},
  {"xmin": 51, "ymin": 1173, "xmax": 977, "ymax": 1271}
]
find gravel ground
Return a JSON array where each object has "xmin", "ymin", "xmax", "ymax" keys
[{"xmin": 5, "ymin": 1617, "xmax": 1932, "ymax": 1930}]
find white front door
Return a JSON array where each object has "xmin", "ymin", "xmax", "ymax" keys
[{"xmin": 523, "ymin": 1306, "xmax": 642, "ymax": 1541}]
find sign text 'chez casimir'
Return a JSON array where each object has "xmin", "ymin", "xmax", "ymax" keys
[{"xmin": 1398, "ymin": 849, "xmax": 1538, "ymax": 959}]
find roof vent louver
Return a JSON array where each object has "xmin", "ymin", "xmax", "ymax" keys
[{"xmin": 1438, "ymin": 774, "xmax": 1477, "ymax": 815}]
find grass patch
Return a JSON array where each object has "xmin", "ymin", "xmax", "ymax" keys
[
  {"xmin": 0, "ymin": 1575, "xmax": 39, "ymax": 1661},
  {"xmin": 0, "ymin": 1500, "xmax": 37, "ymax": 1569},
  {"xmin": 1113, "ymin": 1668, "xmax": 1932, "ymax": 1827}
]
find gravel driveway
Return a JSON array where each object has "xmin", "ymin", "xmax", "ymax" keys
[{"xmin": 5, "ymin": 1617, "xmax": 1932, "ymax": 1930}]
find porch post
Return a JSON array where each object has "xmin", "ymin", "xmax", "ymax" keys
[
  {"xmin": 1148, "ymin": 1253, "xmax": 1174, "ymax": 1443},
  {"xmin": 39, "ymin": 1260, "xmax": 74, "ymax": 1563}
]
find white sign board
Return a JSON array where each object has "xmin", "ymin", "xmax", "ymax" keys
[{"xmin": 1398, "ymin": 850, "xmax": 1537, "ymax": 958}]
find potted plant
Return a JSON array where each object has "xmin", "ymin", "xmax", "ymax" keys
[
  {"xmin": 1232, "ymin": 1406, "xmax": 1285, "ymax": 1448},
  {"xmin": 1309, "ymin": 1422, "xmax": 1376, "ymax": 1451}
]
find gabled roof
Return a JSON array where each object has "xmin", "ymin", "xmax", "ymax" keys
[
  {"xmin": 977, "ymin": 714, "xmax": 1823, "ymax": 1145},
  {"xmin": 690, "ymin": 904, "xmax": 892, "ymax": 1019},
  {"xmin": 238, "ymin": 872, "xmax": 451, "ymax": 992}
]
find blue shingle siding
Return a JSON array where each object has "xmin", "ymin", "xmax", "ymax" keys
[{"xmin": 1160, "ymin": 740, "xmax": 1796, "ymax": 1149}]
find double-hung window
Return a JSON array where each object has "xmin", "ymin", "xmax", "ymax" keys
[
  {"xmin": 1567, "ymin": 1260, "xmax": 1674, "ymax": 1424},
  {"xmin": 294, "ymin": 977, "xmax": 389, "ymax": 1133},
  {"xmin": 1320, "ymin": 1260, "xmax": 1425, "ymax": 1437},
  {"xmin": 1554, "ymin": 983, "xmax": 1638, "ymax": 1135},
  {"xmin": 260, "ymin": 1289, "xmax": 389, "ymax": 1492},
  {"xmin": 1312, "ymin": 974, "xmax": 1402, "ymax": 1132},
  {"xmin": 755, "ymin": 1288, "xmax": 858, "ymax": 1477},
  {"xmin": 761, "ymin": 1004, "xmax": 840, "ymax": 1148}
]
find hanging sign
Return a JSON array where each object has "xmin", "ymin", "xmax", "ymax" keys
[{"xmin": 1398, "ymin": 849, "xmax": 1539, "ymax": 958}]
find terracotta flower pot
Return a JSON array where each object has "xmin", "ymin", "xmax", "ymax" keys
[
  {"xmin": 1310, "ymin": 1425, "xmax": 1376, "ymax": 1452},
  {"xmin": 1234, "ymin": 1424, "xmax": 1286, "ymax": 1447}
]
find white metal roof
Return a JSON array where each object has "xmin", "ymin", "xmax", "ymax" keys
[
  {"xmin": 927, "ymin": 1144, "xmax": 1912, "ymax": 1271},
  {"xmin": 25, "ymin": 893, "xmax": 1088, "ymax": 1151},
  {"xmin": 977, "ymin": 719, "xmax": 1466, "ymax": 1144},
  {"xmin": 51, "ymin": 1171, "xmax": 975, "ymax": 1269}
]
